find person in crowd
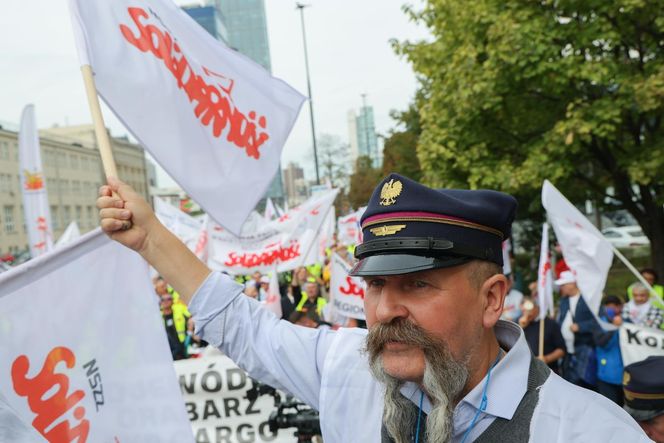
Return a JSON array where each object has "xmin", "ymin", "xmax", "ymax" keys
[
  {"xmin": 517, "ymin": 296, "xmax": 566, "ymax": 373},
  {"xmin": 623, "ymin": 357, "xmax": 664, "ymax": 443},
  {"xmin": 259, "ymin": 275, "xmax": 270, "ymax": 301},
  {"xmin": 243, "ymin": 283, "xmax": 259, "ymax": 300},
  {"xmin": 556, "ymin": 270, "xmax": 600, "ymax": 390},
  {"xmin": 280, "ymin": 284, "xmax": 297, "ymax": 321},
  {"xmin": 500, "ymin": 274, "xmax": 523, "ymax": 323},
  {"xmin": 595, "ymin": 295, "xmax": 625, "ymax": 405},
  {"xmin": 296, "ymin": 279, "xmax": 327, "ymax": 317},
  {"xmin": 627, "ymin": 268, "xmax": 664, "ymax": 311},
  {"xmin": 160, "ymin": 292, "xmax": 189, "ymax": 360},
  {"xmin": 621, "ymin": 283, "xmax": 664, "ymax": 329},
  {"xmin": 98, "ymin": 174, "xmax": 648, "ymax": 441}
]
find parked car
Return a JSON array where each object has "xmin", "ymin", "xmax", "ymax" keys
[{"xmin": 601, "ymin": 226, "xmax": 650, "ymax": 248}]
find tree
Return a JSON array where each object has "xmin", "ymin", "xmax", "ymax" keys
[
  {"xmin": 349, "ymin": 156, "xmax": 383, "ymax": 209},
  {"xmin": 381, "ymin": 102, "xmax": 423, "ymax": 181},
  {"xmin": 395, "ymin": 0, "xmax": 664, "ymax": 277},
  {"xmin": 317, "ymin": 134, "xmax": 350, "ymax": 189}
]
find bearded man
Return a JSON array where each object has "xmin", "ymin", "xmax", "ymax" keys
[{"xmin": 97, "ymin": 173, "xmax": 648, "ymax": 442}]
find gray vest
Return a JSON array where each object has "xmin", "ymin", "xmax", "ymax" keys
[{"xmin": 381, "ymin": 356, "xmax": 551, "ymax": 442}]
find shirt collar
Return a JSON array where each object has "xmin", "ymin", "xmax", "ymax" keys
[{"xmin": 400, "ymin": 320, "xmax": 531, "ymax": 420}]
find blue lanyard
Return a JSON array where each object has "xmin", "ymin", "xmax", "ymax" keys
[{"xmin": 459, "ymin": 349, "xmax": 503, "ymax": 443}]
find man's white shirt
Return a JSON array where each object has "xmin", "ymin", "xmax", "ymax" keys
[{"xmin": 189, "ymin": 272, "xmax": 650, "ymax": 442}]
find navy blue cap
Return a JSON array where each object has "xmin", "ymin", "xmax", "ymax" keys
[
  {"xmin": 349, "ymin": 173, "xmax": 517, "ymax": 276},
  {"xmin": 623, "ymin": 356, "xmax": 664, "ymax": 421}
]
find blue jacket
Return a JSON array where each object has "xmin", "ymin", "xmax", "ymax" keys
[
  {"xmin": 557, "ymin": 295, "xmax": 598, "ymax": 348},
  {"xmin": 595, "ymin": 330, "xmax": 623, "ymax": 385}
]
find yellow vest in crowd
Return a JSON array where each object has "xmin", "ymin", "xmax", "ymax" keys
[{"xmin": 296, "ymin": 291, "xmax": 327, "ymax": 316}]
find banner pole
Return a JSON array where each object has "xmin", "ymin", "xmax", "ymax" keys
[
  {"xmin": 80, "ymin": 65, "xmax": 119, "ymax": 179},
  {"xmin": 298, "ymin": 193, "xmax": 336, "ymax": 269},
  {"xmin": 611, "ymin": 245, "xmax": 664, "ymax": 306}
]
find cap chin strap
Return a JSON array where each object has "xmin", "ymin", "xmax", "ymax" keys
[{"xmin": 355, "ymin": 236, "xmax": 496, "ymax": 262}]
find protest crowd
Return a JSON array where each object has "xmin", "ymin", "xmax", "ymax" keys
[{"xmin": 1, "ymin": 1, "xmax": 663, "ymax": 442}]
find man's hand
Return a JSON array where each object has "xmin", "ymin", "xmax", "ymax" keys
[
  {"xmin": 570, "ymin": 323, "xmax": 580, "ymax": 333},
  {"xmin": 97, "ymin": 177, "xmax": 162, "ymax": 253}
]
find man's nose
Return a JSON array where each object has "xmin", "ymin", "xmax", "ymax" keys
[{"xmin": 374, "ymin": 285, "xmax": 409, "ymax": 324}]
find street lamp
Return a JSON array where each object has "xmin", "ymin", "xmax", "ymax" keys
[{"xmin": 295, "ymin": 2, "xmax": 320, "ymax": 185}]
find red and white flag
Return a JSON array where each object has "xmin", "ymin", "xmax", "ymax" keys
[
  {"xmin": 69, "ymin": 0, "xmax": 305, "ymax": 235},
  {"xmin": 537, "ymin": 223, "xmax": 554, "ymax": 319},
  {"xmin": 542, "ymin": 180, "xmax": 613, "ymax": 314},
  {"xmin": 329, "ymin": 253, "xmax": 365, "ymax": 320},
  {"xmin": 207, "ymin": 189, "xmax": 339, "ymax": 274},
  {"xmin": 154, "ymin": 196, "xmax": 203, "ymax": 251},
  {"xmin": 262, "ymin": 268, "xmax": 283, "ymax": 318},
  {"xmin": 18, "ymin": 105, "xmax": 53, "ymax": 258},
  {"xmin": 337, "ymin": 207, "xmax": 365, "ymax": 246},
  {"xmin": 0, "ymin": 229, "xmax": 193, "ymax": 442}
]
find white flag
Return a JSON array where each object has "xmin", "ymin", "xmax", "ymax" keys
[
  {"xmin": 0, "ymin": 230, "xmax": 193, "ymax": 442},
  {"xmin": 54, "ymin": 221, "xmax": 81, "ymax": 248},
  {"xmin": 337, "ymin": 207, "xmax": 365, "ymax": 246},
  {"xmin": 275, "ymin": 203, "xmax": 284, "ymax": 218},
  {"xmin": 537, "ymin": 223, "xmax": 554, "ymax": 319},
  {"xmin": 262, "ymin": 268, "xmax": 283, "ymax": 318},
  {"xmin": 18, "ymin": 105, "xmax": 53, "ymax": 258},
  {"xmin": 264, "ymin": 198, "xmax": 277, "ymax": 221},
  {"xmin": 154, "ymin": 196, "xmax": 202, "ymax": 250},
  {"xmin": 208, "ymin": 189, "xmax": 339, "ymax": 274},
  {"xmin": 542, "ymin": 180, "xmax": 613, "ymax": 314},
  {"xmin": 329, "ymin": 253, "xmax": 366, "ymax": 320},
  {"xmin": 69, "ymin": 0, "xmax": 305, "ymax": 235}
]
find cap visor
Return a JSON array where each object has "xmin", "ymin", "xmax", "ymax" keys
[
  {"xmin": 623, "ymin": 405, "xmax": 663, "ymax": 422},
  {"xmin": 349, "ymin": 254, "xmax": 470, "ymax": 277}
]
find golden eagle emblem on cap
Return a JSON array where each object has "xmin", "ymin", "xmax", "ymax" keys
[
  {"xmin": 380, "ymin": 179, "xmax": 402, "ymax": 206},
  {"xmin": 370, "ymin": 224, "xmax": 406, "ymax": 236}
]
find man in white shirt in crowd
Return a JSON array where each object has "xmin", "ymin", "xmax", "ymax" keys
[{"xmin": 97, "ymin": 173, "xmax": 650, "ymax": 442}]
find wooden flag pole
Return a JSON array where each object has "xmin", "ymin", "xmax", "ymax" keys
[{"xmin": 80, "ymin": 65, "xmax": 118, "ymax": 179}]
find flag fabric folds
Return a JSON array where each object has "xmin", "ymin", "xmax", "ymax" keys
[
  {"xmin": 18, "ymin": 105, "xmax": 53, "ymax": 258},
  {"xmin": 542, "ymin": 180, "xmax": 614, "ymax": 314},
  {"xmin": 68, "ymin": 0, "xmax": 305, "ymax": 235},
  {"xmin": 0, "ymin": 229, "xmax": 193, "ymax": 442},
  {"xmin": 537, "ymin": 223, "xmax": 554, "ymax": 319}
]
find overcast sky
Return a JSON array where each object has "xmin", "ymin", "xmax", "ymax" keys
[{"xmin": 0, "ymin": 0, "xmax": 428, "ymax": 186}]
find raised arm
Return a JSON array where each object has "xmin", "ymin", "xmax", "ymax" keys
[{"xmin": 97, "ymin": 177, "xmax": 210, "ymax": 304}]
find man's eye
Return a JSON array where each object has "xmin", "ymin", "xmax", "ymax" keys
[
  {"xmin": 414, "ymin": 280, "xmax": 428, "ymax": 289},
  {"xmin": 366, "ymin": 278, "xmax": 385, "ymax": 288}
]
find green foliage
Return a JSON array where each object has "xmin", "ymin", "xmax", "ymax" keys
[
  {"xmin": 381, "ymin": 102, "xmax": 424, "ymax": 181},
  {"xmin": 348, "ymin": 156, "xmax": 383, "ymax": 209},
  {"xmin": 395, "ymin": 0, "xmax": 664, "ymax": 275}
]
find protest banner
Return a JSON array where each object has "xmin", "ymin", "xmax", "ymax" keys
[
  {"xmin": 18, "ymin": 105, "xmax": 53, "ymax": 258},
  {"xmin": 329, "ymin": 253, "xmax": 365, "ymax": 320},
  {"xmin": 207, "ymin": 190, "xmax": 339, "ymax": 274},
  {"xmin": 337, "ymin": 207, "xmax": 365, "ymax": 246},
  {"xmin": 69, "ymin": 0, "xmax": 305, "ymax": 235},
  {"xmin": 542, "ymin": 180, "xmax": 613, "ymax": 314},
  {"xmin": 620, "ymin": 323, "xmax": 664, "ymax": 367},
  {"xmin": 155, "ymin": 196, "xmax": 203, "ymax": 251},
  {"xmin": 0, "ymin": 229, "xmax": 193, "ymax": 442},
  {"xmin": 174, "ymin": 355, "xmax": 298, "ymax": 443}
]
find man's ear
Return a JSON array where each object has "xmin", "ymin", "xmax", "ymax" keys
[{"xmin": 480, "ymin": 274, "xmax": 509, "ymax": 328}]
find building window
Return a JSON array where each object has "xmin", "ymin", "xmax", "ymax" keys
[
  {"xmin": 64, "ymin": 206, "xmax": 71, "ymax": 223},
  {"xmin": 75, "ymin": 206, "xmax": 82, "ymax": 223},
  {"xmin": 51, "ymin": 206, "xmax": 59, "ymax": 231},
  {"xmin": 0, "ymin": 142, "xmax": 9, "ymax": 160},
  {"xmin": 81, "ymin": 156, "xmax": 89, "ymax": 171},
  {"xmin": 72, "ymin": 180, "xmax": 81, "ymax": 196},
  {"xmin": 4, "ymin": 206, "xmax": 15, "ymax": 233},
  {"xmin": 87, "ymin": 206, "xmax": 94, "ymax": 228},
  {"xmin": 61, "ymin": 180, "xmax": 70, "ymax": 195},
  {"xmin": 69, "ymin": 154, "xmax": 79, "ymax": 169}
]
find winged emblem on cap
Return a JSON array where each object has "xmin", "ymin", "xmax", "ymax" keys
[
  {"xmin": 370, "ymin": 224, "xmax": 406, "ymax": 236},
  {"xmin": 380, "ymin": 179, "xmax": 402, "ymax": 206}
]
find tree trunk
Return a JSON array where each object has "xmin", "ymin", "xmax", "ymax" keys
[{"xmin": 648, "ymin": 212, "xmax": 664, "ymax": 282}]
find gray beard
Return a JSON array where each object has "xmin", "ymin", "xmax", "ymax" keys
[{"xmin": 368, "ymin": 343, "xmax": 470, "ymax": 443}]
